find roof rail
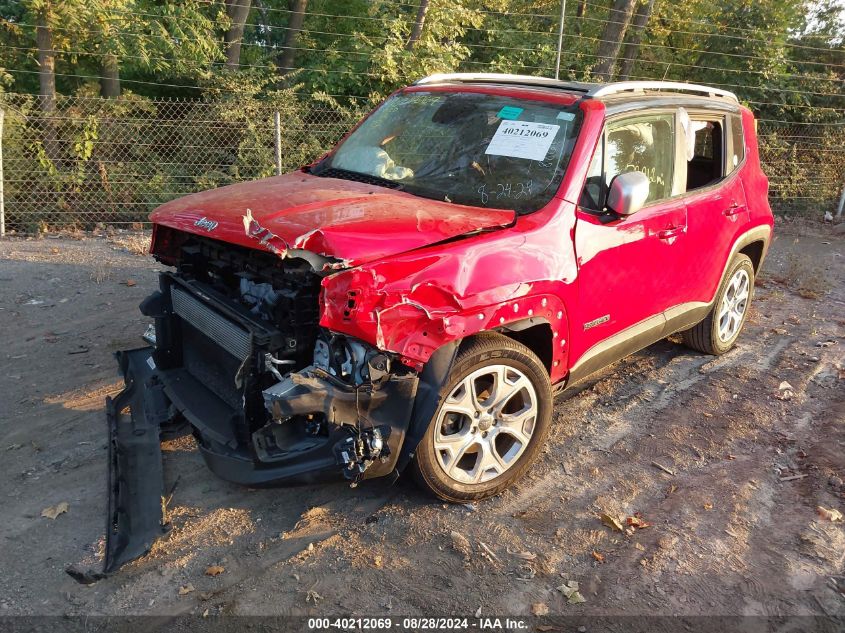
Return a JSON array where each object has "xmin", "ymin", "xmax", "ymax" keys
[
  {"xmin": 590, "ymin": 81, "xmax": 738, "ymax": 102},
  {"xmin": 414, "ymin": 73, "xmax": 738, "ymax": 102},
  {"xmin": 414, "ymin": 73, "xmax": 594, "ymax": 93}
]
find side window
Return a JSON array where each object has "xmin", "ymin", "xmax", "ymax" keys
[
  {"xmin": 605, "ymin": 114, "xmax": 674, "ymax": 204},
  {"xmin": 685, "ymin": 119, "xmax": 724, "ymax": 191},
  {"xmin": 727, "ymin": 114, "xmax": 745, "ymax": 173}
]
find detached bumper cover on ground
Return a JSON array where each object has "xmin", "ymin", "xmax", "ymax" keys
[
  {"xmin": 104, "ymin": 335, "xmax": 426, "ymax": 573},
  {"xmin": 104, "ymin": 348, "xmax": 169, "ymax": 574}
]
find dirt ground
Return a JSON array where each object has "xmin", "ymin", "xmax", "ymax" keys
[{"xmin": 0, "ymin": 220, "xmax": 843, "ymax": 623}]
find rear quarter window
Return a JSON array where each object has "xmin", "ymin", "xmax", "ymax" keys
[{"xmin": 728, "ymin": 114, "xmax": 745, "ymax": 173}]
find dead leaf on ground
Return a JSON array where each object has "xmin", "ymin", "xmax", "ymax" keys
[
  {"xmin": 703, "ymin": 503, "xmax": 714, "ymax": 511},
  {"xmin": 450, "ymin": 530, "xmax": 472, "ymax": 559},
  {"xmin": 817, "ymin": 506, "xmax": 843, "ymax": 522},
  {"xmin": 41, "ymin": 501, "xmax": 69, "ymax": 519},
  {"xmin": 306, "ymin": 589, "xmax": 323, "ymax": 604},
  {"xmin": 204, "ymin": 565, "xmax": 225, "ymax": 576},
  {"xmin": 178, "ymin": 583, "xmax": 195, "ymax": 596},
  {"xmin": 507, "ymin": 547, "xmax": 537, "ymax": 561},
  {"xmin": 125, "ymin": 279, "xmax": 137, "ymax": 287},
  {"xmin": 776, "ymin": 381, "xmax": 794, "ymax": 401},
  {"xmin": 531, "ymin": 602, "xmax": 549, "ymax": 616},
  {"xmin": 626, "ymin": 514, "xmax": 653, "ymax": 529},
  {"xmin": 600, "ymin": 512, "xmax": 624, "ymax": 532},
  {"xmin": 592, "ymin": 550, "xmax": 605, "ymax": 563},
  {"xmin": 557, "ymin": 580, "xmax": 587, "ymax": 604}
]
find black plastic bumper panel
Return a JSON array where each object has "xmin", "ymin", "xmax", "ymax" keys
[{"xmin": 104, "ymin": 348, "xmax": 169, "ymax": 574}]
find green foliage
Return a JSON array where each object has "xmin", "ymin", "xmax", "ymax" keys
[{"xmin": 0, "ymin": 0, "xmax": 842, "ymax": 230}]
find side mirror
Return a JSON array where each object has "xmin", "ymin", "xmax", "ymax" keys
[{"xmin": 606, "ymin": 171, "xmax": 650, "ymax": 216}]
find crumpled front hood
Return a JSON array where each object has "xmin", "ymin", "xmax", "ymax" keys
[{"xmin": 150, "ymin": 172, "xmax": 516, "ymax": 268}]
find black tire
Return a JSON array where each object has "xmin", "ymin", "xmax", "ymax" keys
[
  {"xmin": 411, "ymin": 333, "xmax": 553, "ymax": 503},
  {"xmin": 682, "ymin": 253, "xmax": 754, "ymax": 355}
]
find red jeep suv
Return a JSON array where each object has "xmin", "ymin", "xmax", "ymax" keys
[{"xmin": 106, "ymin": 74, "xmax": 772, "ymax": 572}]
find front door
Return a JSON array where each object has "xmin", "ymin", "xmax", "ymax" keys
[{"xmin": 570, "ymin": 110, "xmax": 686, "ymax": 375}]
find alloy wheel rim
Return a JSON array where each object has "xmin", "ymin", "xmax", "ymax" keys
[
  {"xmin": 717, "ymin": 268, "xmax": 750, "ymax": 342},
  {"xmin": 433, "ymin": 364, "xmax": 537, "ymax": 485}
]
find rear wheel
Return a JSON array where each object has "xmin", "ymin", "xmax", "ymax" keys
[
  {"xmin": 412, "ymin": 334, "xmax": 552, "ymax": 502},
  {"xmin": 682, "ymin": 254, "xmax": 754, "ymax": 355}
]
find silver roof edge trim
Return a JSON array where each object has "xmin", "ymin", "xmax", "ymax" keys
[
  {"xmin": 414, "ymin": 74, "xmax": 738, "ymax": 102},
  {"xmin": 413, "ymin": 73, "xmax": 593, "ymax": 93},
  {"xmin": 590, "ymin": 81, "xmax": 737, "ymax": 102}
]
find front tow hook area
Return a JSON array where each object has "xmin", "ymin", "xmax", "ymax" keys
[{"xmin": 68, "ymin": 347, "xmax": 171, "ymax": 582}]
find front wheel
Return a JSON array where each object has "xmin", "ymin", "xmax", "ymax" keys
[
  {"xmin": 682, "ymin": 253, "xmax": 754, "ymax": 355},
  {"xmin": 412, "ymin": 334, "xmax": 553, "ymax": 502}
]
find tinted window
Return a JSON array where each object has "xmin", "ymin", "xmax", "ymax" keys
[
  {"xmin": 315, "ymin": 92, "xmax": 582, "ymax": 214},
  {"xmin": 686, "ymin": 120, "xmax": 724, "ymax": 191},
  {"xmin": 728, "ymin": 114, "xmax": 745, "ymax": 173}
]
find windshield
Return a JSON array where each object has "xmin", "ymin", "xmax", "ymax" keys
[{"xmin": 312, "ymin": 91, "xmax": 582, "ymax": 214}]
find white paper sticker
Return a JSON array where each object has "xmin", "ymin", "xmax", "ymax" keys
[{"xmin": 485, "ymin": 121, "xmax": 560, "ymax": 161}]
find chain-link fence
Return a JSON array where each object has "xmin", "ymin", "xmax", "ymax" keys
[
  {"xmin": 0, "ymin": 93, "xmax": 361, "ymax": 234},
  {"xmin": 0, "ymin": 92, "xmax": 843, "ymax": 234}
]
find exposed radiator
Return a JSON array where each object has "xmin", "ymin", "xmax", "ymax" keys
[{"xmin": 171, "ymin": 286, "xmax": 252, "ymax": 360}]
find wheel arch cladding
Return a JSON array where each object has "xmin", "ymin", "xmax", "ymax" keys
[
  {"xmin": 395, "ymin": 339, "xmax": 461, "ymax": 472},
  {"xmin": 739, "ymin": 240, "xmax": 765, "ymax": 274}
]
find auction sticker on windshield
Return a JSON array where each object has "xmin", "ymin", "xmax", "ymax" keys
[{"xmin": 485, "ymin": 120, "xmax": 560, "ymax": 161}]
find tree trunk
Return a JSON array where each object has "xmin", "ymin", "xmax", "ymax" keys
[
  {"xmin": 100, "ymin": 53, "xmax": 121, "ymax": 98},
  {"xmin": 406, "ymin": 0, "xmax": 430, "ymax": 50},
  {"xmin": 278, "ymin": 0, "xmax": 308, "ymax": 73},
  {"xmin": 617, "ymin": 0, "xmax": 655, "ymax": 80},
  {"xmin": 35, "ymin": 12, "xmax": 56, "ymax": 113},
  {"xmin": 592, "ymin": 0, "xmax": 638, "ymax": 81},
  {"xmin": 35, "ymin": 7, "xmax": 60, "ymax": 163},
  {"xmin": 224, "ymin": 0, "xmax": 252, "ymax": 69},
  {"xmin": 575, "ymin": 0, "xmax": 587, "ymax": 35}
]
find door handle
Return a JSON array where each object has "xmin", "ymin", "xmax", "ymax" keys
[
  {"xmin": 658, "ymin": 226, "xmax": 685, "ymax": 239},
  {"xmin": 723, "ymin": 202, "xmax": 745, "ymax": 217}
]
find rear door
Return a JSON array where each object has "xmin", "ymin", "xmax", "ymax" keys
[
  {"xmin": 571, "ymin": 110, "xmax": 687, "ymax": 367},
  {"xmin": 675, "ymin": 109, "xmax": 750, "ymax": 306}
]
